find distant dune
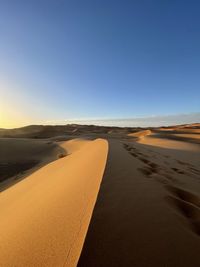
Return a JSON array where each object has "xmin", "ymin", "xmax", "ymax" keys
[
  {"xmin": 127, "ymin": 129, "xmax": 152, "ymax": 139},
  {"xmin": 0, "ymin": 124, "xmax": 142, "ymax": 138},
  {"xmin": 1, "ymin": 123, "xmax": 199, "ymax": 139}
]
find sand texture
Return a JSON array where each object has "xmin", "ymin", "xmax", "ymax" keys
[
  {"xmin": 78, "ymin": 131, "xmax": 200, "ymax": 267},
  {"xmin": 1, "ymin": 124, "xmax": 200, "ymax": 267},
  {"xmin": 0, "ymin": 138, "xmax": 65, "ymax": 190},
  {"xmin": 0, "ymin": 138, "xmax": 108, "ymax": 267}
]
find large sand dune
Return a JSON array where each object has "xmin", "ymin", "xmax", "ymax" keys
[
  {"xmin": 1, "ymin": 124, "xmax": 200, "ymax": 267},
  {"xmin": 0, "ymin": 138, "xmax": 108, "ymax": 267},
  {"xmin": 78, "ymin": 132, "xmax": 200, "ymax": 266}
]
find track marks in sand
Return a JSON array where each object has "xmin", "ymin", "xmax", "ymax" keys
[
  {"xmin": 171, "ymin": 167, "xmax": 185, "ymax": 174},
  {"xmin": 166, "ymin": 185, "xmax": 200, "ymax": 236},
  {"xmin": 123, "ymin": 143, "xmax": 200, "ymax": 183},
  {"xmin": 124, "ymin": 142, "xmax": 200, "ymax": 236},
  {"xmin": 176, "ymin": 160, "xmax": 200, "ymax": 177},
  {"xmin": 123, "ymin": 143, "xmax": 175, "ymax": 183},
  {"xmin": 123, "ymin": 143, "xmax": 146, "ymax": 158}
]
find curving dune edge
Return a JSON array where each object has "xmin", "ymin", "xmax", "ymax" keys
[
  {"xmin": 128, "ymin": 129, "xmax": 152, "ymax": 139},
  {"xmin": 0, "ymin": 138, "xmax": 108, "ymax": 267}
]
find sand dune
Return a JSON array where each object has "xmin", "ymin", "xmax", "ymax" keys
[
  {"xmin": 0, "ymin": 138, "xmax": 65, "ymax": 190},
  {"xmin": 159, "ymin": 128, "xmax": 200, "ymax": 134},
  {"xmin": 0, "ymin": 138, "xmax": 62, "ymax": 164},
  {"xmin": 60, "ymin": 138, "xmax": 91, "ymax": 154},
  {"xmin": 138, "ymin": 133, "xmax": 200, "ymax": 151},
  {"xmin": 128, "ymin": 129, "xmax": 151, "ymax": 139},
  {"xmin": 1, "ymin": 124, "xmax": 200, "ymax": 267},
  {"xmin": 0, "ymin": 138, "xmax": 108, "ymax": 267},
  {"xmin": 78, "ymin": 135, "xmax": 200, "ymax": 267}
]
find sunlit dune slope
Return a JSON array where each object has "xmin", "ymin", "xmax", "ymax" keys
[
  {"xmin": 138, "ymin": 133, "xmax": 200, "ymax": 152},
  {"xmin": 0, "ymin": 138, "xmax": 108, "ymax": 267},
  {"xmin": 128, "ymin": 129, "xmax": 151, "ymax": 139},
  {"xmin": 60, "ymin": 138, "xmax": 91, "ymax": 154},
  {"xmin": 0, "ymin": 138, "xmax": 64, "ymax": 187}
]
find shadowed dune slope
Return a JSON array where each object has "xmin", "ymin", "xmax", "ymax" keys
[
  {"xmin": 78, "ymin": 138, "xmax": 200, "ymax": 267},
  {"xmin": 0, "ymin": 138, "xmax": 108, "ymax": 267},
  {"xmin": 0, "ymin": 138, "xmax": 65, "ymax": 189}
]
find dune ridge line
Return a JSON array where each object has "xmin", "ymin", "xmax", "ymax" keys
[{"xmin": 0, "ymin": 138, "xmax": 108, "ymax": 267}]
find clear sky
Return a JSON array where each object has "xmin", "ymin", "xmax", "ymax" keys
[{"xmin": 0, "ymin": 0, "xmax": 200, "ymax": 128}]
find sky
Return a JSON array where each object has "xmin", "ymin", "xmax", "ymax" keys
[{"xmin": 0, "ymin": 0, "xmax": 200, "ymax": 128}]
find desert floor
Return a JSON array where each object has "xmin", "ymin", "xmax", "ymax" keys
[
  {"xmin": 0, "ymin": 126, "xmax": 200, "ymax": 267},
  {"xmin": 78, "ymin": 132, "xmax": 200, "ymax": 266}
]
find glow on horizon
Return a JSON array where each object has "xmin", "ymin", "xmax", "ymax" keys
[
  {"xmin": 0, "ymin": 107, "xmax": 29, "ymax": 129},
  {"xmin": 0, "ymin": 84, "xmax": 29, "ymax": 128}
]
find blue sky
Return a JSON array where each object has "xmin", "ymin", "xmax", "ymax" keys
[{"xmin": 0, "ymin": 0, "xmax": 200, "ymax": 127}]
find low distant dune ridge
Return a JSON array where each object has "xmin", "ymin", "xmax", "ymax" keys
[
  {"xmin": 128, "ymin": 129, "xmax": 152, "ymax": 138},
  {"xmin": 0, "ymin": 138, "xmax": 108, "ymax": 267}
]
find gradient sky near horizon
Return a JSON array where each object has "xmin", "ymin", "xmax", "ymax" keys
[{"xmin": 0, "ymin": 0, "xmax": 200, "ymax": 128}]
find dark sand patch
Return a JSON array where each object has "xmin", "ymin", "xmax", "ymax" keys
[{"xmin": 0, "ymin": 161, "xmax": 39, "ymax": 182}]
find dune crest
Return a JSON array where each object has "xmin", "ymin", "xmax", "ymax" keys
[
  {"xmin": 128, "ymin": 129, "xmax": 152, "ymax": 139},
  {"xmin": 0, "ymin": 138, "xmax": 108, "ymax": 267},
  {"xmin": 60, "ymin": 138, "xmax": 92, "ymax": 154},
  {"xmin": 138, "ymin": 132, "xmax": 200, "ymax": 151}
]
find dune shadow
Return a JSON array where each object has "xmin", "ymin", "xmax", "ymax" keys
[{"xmin": 166, "ymin": 185, "xmax": 200, "ymax": 236}]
